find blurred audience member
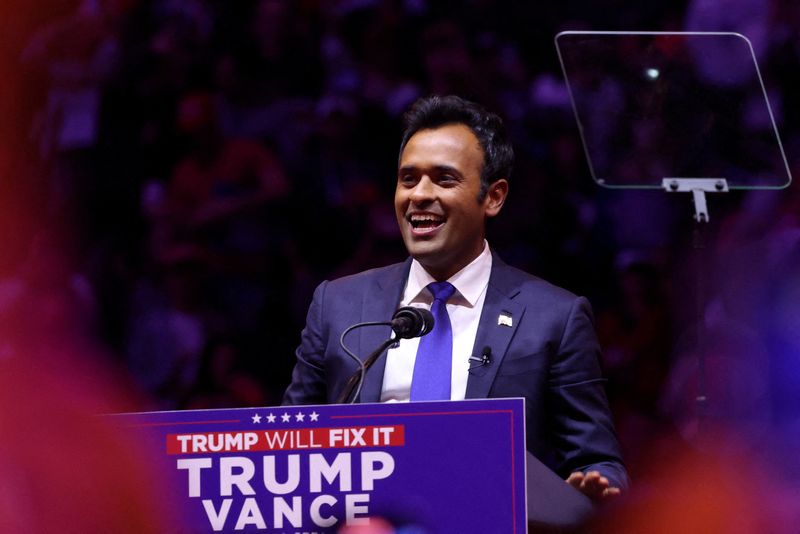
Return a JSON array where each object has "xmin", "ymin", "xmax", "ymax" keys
[{"xmin": 183, "ymin": 337, "xmax": 269, "ymax": 409}]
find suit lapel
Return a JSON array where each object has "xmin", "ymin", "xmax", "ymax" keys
[
  {"xmin": 357, "ymin": 259, "xmax": 411, "ymax": 403},
  {"xmin": 465, "ymin": 254, "xmax": 526, "ymax": 398}
]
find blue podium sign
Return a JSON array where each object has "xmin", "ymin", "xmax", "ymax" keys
[{"xmin": 109, "ymin": 398, "xmax": 527, "ymax": 533}]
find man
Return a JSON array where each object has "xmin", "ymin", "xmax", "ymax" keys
[{"xmin": 283, "ymin": 95, "xmax": 627, "ymax": 499}]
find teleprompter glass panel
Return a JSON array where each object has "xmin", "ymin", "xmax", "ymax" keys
[{"xmin": 555, "ymin": 32, "xmax": 792, "ymax": 189}]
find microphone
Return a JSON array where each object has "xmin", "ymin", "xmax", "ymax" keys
[
  {"xmin": 391, "ymin": 306, "xmax": 435, "ymax": 339},
  {"xmin": 336, "ymin": 307, "xmax": 435, "ymax": 404},
  {"xmin": 468, "ymin": 346, "xmax": 492, "ymax": 369}
]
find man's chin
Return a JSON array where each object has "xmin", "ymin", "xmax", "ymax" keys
[
  {"xmin": 406, "ymin": 246, "xmax": 453, "ymax": 277},
  {"xmin": 403, "ymin": 239, "xmax": 440, "ymax": 261}
]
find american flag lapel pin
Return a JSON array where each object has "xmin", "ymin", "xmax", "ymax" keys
[{"xmin": 498, "ymin": 313, "xmax": 513, "ymax": 327}]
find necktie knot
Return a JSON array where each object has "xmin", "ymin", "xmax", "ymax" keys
[{"xmin": 427, "ymin": 281, "xmax": 455, "ymax": 303}]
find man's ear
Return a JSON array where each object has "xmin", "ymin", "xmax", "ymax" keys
[{"xmin": 484, "ymin": 179, "xmax": 509, "ymax": 218}]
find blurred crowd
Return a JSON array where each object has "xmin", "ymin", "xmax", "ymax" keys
[{"xmin": 3, "ymin": 0, "xmax": 800, "ymax": 523}]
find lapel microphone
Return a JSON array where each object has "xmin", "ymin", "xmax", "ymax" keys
[{"xmin": 468, "ymin": 346, "xmax": 492, "ymax": 369}]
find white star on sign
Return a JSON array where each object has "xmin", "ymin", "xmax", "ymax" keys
[
  {"xmin": 309, "ymin": 411, "xmax": 319, "ymax": 422},
  {"xmin": 251, "ymin": 414, "xmax": 262, "ymax": 423},
  {"xmin": 266, "ymin": 413, "xmax": 276, "ymax": 423},
  {"xmin": 281, "ymin": 412, "xmax": 291, "ymax": 423},
  {"xmin": 295, "ymin": 412, "xmax": 305, "ymax": 422}
]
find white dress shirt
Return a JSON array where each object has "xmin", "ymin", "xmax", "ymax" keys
[{"xmin": 380, "ymin": 242, "xmax": 492, "ymax": 402}]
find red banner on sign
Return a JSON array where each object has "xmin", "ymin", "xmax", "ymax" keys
[{"xmin": 167, "ymin": 425, "xmax": 405, "ymax": 454}]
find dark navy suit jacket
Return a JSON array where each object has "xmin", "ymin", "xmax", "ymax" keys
[{"xmin": 283, "ymin": 252, "xmax": 628, "ymax": 489}]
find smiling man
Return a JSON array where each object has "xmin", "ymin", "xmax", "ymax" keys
[
  {"xmin": 283, "ymin": 95, "xmax": 628, "ymax": 499},
  {"xmin": 395, "ymin": 121, "xmax": 507, "ymax": 281}
]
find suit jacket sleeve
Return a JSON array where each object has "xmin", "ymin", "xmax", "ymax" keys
[
  {"xmin": 546, "ymin": 296, "xmax": 629, "ymax": 490},
  {"xmin": 282, "ymin": 281, "xmax": 329, "ymax": 405}
]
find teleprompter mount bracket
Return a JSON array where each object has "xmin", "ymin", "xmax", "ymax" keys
[{"xmin": 662, "ymin": 178, "xmax": 730, "ymax": 223}]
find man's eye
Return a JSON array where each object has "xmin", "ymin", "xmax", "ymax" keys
[{"xmin": 399, "ymin": 174, "xmax": 416, "ymax": 184}]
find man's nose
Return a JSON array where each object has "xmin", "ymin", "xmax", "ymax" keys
[{"xmin": 409, "ymin": 176, "xmax": 435, "ymax": 203}]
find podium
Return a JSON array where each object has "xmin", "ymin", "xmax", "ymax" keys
[
  {"xmin": 110, "ymin": 398, "xmax": 594, "ymax": 532},
  {"xmin": 525, "ymin": 452, "xmax": 593, "ymax": 531}
]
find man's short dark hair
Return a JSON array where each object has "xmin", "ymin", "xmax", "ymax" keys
[{"xmin": 399, "ymin": 95, "xmax": 514, "ymax": 200}]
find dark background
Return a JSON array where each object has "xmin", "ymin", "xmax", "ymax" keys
[{"xmin": 1, "ymin": 0, "xmax": 800, "ymax": 526}]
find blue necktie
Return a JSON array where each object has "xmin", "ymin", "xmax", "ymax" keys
[{"xmin": 410, "ymin": 281, "xmax": 456, "ymax": 401}]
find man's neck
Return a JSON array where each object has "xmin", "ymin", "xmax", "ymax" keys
[
  {"xmin": 419, "ymin": 243, "xmax": 488, "ymax": 281},
  {"xmin": 416, "ymin": 241, "xmax": 490, "ymax": 283}
]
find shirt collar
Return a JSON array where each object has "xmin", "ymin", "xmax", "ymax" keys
[{"xmin": 404, "ymin": 241, "xmax": 492, "ymax": 307}]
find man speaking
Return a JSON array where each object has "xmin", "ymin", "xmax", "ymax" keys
[{"xmin": 283, "ymin": 95, "xmax": 627, "ymax": 499}]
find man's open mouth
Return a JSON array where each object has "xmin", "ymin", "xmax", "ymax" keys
[{"xmin": 408, "ymin": 213, "xmax": 445, "ymax": 232}]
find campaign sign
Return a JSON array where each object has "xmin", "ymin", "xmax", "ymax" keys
[{"xmin": 109, "ymin": 398, "xmax": 526, "ymax": 533}]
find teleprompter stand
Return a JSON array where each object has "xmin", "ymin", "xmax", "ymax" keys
[
  {"xmin": 556, "ymin": 31, "xmax": 792, "ymax": 433},
  {"xmin": 662, "ymin": 177, "xmax": 730, "ymax": 415}
]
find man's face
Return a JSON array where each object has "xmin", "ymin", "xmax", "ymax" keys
[{"xmin": 395, "ymin": 123, "xmax": 505, "ymax": 280}]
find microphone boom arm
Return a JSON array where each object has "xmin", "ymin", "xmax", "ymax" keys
[{"xmin": 336, "ymin": 335, "xmax": 397, "ymax": 404}]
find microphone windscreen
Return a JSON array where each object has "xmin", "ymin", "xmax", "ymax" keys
[{"xmin": 391, "ymin": 306, "xmax": 435, "ymax": 339}]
